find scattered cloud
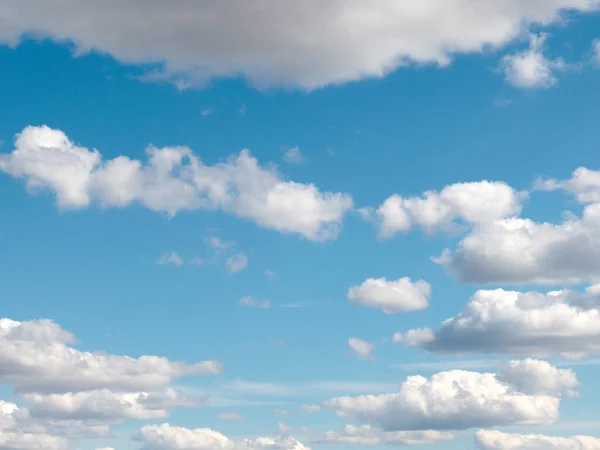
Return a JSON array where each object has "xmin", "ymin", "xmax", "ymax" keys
[
  {"xmin": 310, "ymin": 425, "xmax": 455, "ymax": 446},
  {"xmin": 1, "ymin": 2, "xmax": 597, "ymax": 89},
  {"xmin": 156, "ymin": 251, "xmax": 184, "ymax": 266},
  {"xmin": 501, "ymin": 33, "xmax": 566, "ymax": 89},
  {"xmin": 475, "ymin": 429, "xmax": 600, "ymax": 449},
  {"xmin": 348, "ymin": 338, "xmax": 374, "ymax": 360},
  {"xmin": 219, "ymin": 411, "xmax": 243, "ymax": 421},
  {"xmin": 0, "ymin": 126, "xmax": 353, "ymax": 241},
  {"xmin": 274, "ymin": 409, "xmax": 290, "ymax": 416},
  {"xmin": 300, "ymin": 404, "xmax": 320, "ymax": 414},
  {"xmin": 226, "ymin": 252, "xmax": 249, "ymax": 273},
  {"xmin": 206, "ymin": 236, "xmax": 236, "ymax": 251},
  {"xmin": 324, "ymin": 360, "xmax": 569, "ymax": 431},
  {"xmin": 401, "ymin": 286, "xmax": 600, "ymax": 357},
  {"xmin": 283, "ymin": 147, "xmax": 306, "ymax": 165},
  {"xmin": 348, "ymin": 277, "xmax": 430, "ymax": 314},
  {"xmin": 240, "ymin": 297, "xmax": 271, "ymax": 309}
]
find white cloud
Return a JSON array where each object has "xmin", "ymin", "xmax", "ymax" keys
[
  {"xmin": 206, "ymin": 236, "xmax": 236, "ymax": 251},
  {"xmin": 226, "ymin": 253, "xmax": 249, "ymax": 273},
  {"xmin": 240, "ymin": 297, "xmax": 271, "ymax": 308},
  {"xmin": 311, "ymin": 425, "xmax": 455, "ymax": 446},
  {"xmin": 534, "ymin": 167, "xmax": 600, "ymax": 204},
  {"xmin": 23, "ymin": 388, "xmax": 205, "ymax": 421},
  {"xmin": 402, "ymin": 287, "xmax": 600, "ymax": 356},
  {"xmin": 0, "ymin": 317, "xmax": 222, "ymax": 394},
  {"xmin": 348, "ymin": 338, "xmax": 374, "ymax": 360},
  {"xmin": 593, "ymin": 39, "xmax": 600, "ymax": 64},
  {"xmin": 274, "ymin": 409, "xmax": 290, "ymax": 416},
  {"xmin": 324, "ymin": 361, "xmax": 567, "ymax": 431},
  {"xmin": 283, "ymin": 147, "xmax": 305, "ymax": 165},
  {"xmin": 137, "ymin": 423, "xmax": 310, "ymax": 450},
  {"xmin": 475, "ymin": 429, "xmax": 600, "ymax": 449},
  {"xmin": 376, "ymin": 181, "xmax": 524, "ymax": 238},
  {"xmin": 501, "ymin": 33, "xmax": 566, "ymax": 89},
  {"xmin": 348, "ymin": 277, "xmax": 430, "ymax": 314},
  {"xmin": 157, "ymin": 251, "xmax": 184, "ymax": 266},
  {"xmin": 300, "ymin": 405, "xmax": 320, "ymax": 414},
  {"xmin": 219, "ymin": 411, "xmax": 243, "ymax": 421},
  {"xmin": 0, "ymin": 1, "xmax": 597, "ymax": 89},
  {"xmin": 0, "ymin": 126, "xmax": 353, "ymax": 241},
  {"xmin": 497, "ymin": 359, "xmax": 579, "ymax": 397}
]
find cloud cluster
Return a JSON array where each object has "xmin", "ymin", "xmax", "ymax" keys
[
  {"xmin": 137, "ymin": 423, "xmax": 309, "ymax": 450},
  {"xmin": 0, "ymin": 317, "xmax": 221, "ymax": 448},
  {"xmin": 0, "ymin": 1, "xmax": 598, "ymax": 89},
  {"xmin": 0, "ymin": 126, "xmax": 353, "ymax": 241},
  {"xmin": 475, "ymin": 429, "xmax": 600, "ymax": 449},
  {"xmin": 324, "ymin": 360, "xmax": 570, "ymax": 431},
  {"xmin": 376, "ymin": 181, "xmax": 524, "ymax": 238},
  {"xmin": 348, "ymin": 277, "xmax": 430, "ymax": 314},
  {"xmin": 402, "ymin": 286, "xmax": 600, "ymax": 357}
]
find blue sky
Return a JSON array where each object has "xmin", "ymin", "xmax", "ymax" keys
[{"xmin": 1, "ymin": 2, "xmax": 600, "ymax": 450}]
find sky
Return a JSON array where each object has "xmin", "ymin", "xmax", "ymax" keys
[{"xmin": 1, "ymin": 2, "xmax": 600, "ymax": 450}]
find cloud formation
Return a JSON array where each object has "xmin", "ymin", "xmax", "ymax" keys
[
  {"xmin": 475, "ymin": 429, "xmax": 600, "ymax": 449},
  {"xmin": 310, "ymin": 425, "xmax": 455, "ymax": 446},
  {"xmin": 0, "ymin": 1, "xmax": 598, "ymax": 89},
  {"xmin": 348, "ymin": 277, "xmax": 430, "ymax": 314},
  {"xmin": 348, "ymin": 338, "xmax": 374, "ymax": 360},
  {"xmin": 0, "ymin": 126, "xmax": 353, "ymax": 241}
]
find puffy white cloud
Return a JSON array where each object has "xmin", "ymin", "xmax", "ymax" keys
[
  {"xmin": 283, "ymin": 147, "xmax": 305, "ymax": 165},
  {"xmin": 0, "ymin": 317, "xmax": 222, "ymax": 394},
  {"xmin": 0, "ymin": 1, "xmax": 598, "ymax": 89},
  {"xmin": 323, "ymin": 362, "xmax": 566, "ymax": 431},
  {"xmin": 535, "ymin": 167, "xmax": 600, "ymax": 204},
  {"xmin": 157, "ymin": 251, "xmax": 184, "ymax": 266},
  {"xmin": 501, "ymin": 33, "xmax": 566, "ymax": 88},
  {"xmin": 348, "ymin": 277, "xmax": 430, "ymax": 314},
  {"xmin": 497, "ymin": 359, "xmax": 579, "ymax": 397},
  {"xmin": 0, "ymin": 126, "xmax": 353, "ymax": 241},
  {"xmin": 402, "ymin": 287, "xmax": 600, "ymax": 356},
  {"xmin": 0, "ymin": 400, "xmax": 69, "ymax": 450},
  {"xmin": 475, "ymin": 429, "xmax": 600, "ymax": 449},
  {"xmin": 137, "ymin": 423, "xmax": 310, "ymax": 450},
  {"xmin": 226, "ymin": 253, "xmax": 249, "ymax": 273},
  {"xmin": 23, "ymin": 388, "xmax": 205, "ymax": 421},
  {"xmin": 311, "ymin": 425, "xmax": 455, "ymax": 446},
  {"xmin": 348, "ymin": 338, "xmax": 374, "ymax": 360},
  {"xmin": 376, "ymin": 181, "xmax": 524, "ymax": 238}
]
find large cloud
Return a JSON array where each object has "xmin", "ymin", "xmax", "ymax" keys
[
  {"xmin": 437, "ymin": 167, "xmax": 600, "ymax": 285},
  {"xmin": 0, "ymin": 317, "xmax": 221, "ymax": 394},
  {"xmin": 376, "ymin": 181, "xmax": 525, "ymax": 238},
  {"xmin": 401, "ymin": 287, "xmax": 600, "ymax": 357},
  {"xmin": 310, "ymin": 425, "xmax": 455, "ymax": 446},
  {"xmin": 0, "ymin": 1, "xmax": 598, "ymax": 89},
  {"xmin": 475, "ymin": 429, "xmax": 600, "ymax": 449},
  {"xmin": 137, "ymin": 423, "xmax": 310, "ymax": 450},
  {"xmin": 323, "ymin": 361, "xmax": 567, "ymax": 431},
  {"xmin": 347, "ymin": 277, "xmax": 430, "ymax": 314},
  {"xmin": 0, "ymin": 126, "xmax": 353, "ymax": 241}
]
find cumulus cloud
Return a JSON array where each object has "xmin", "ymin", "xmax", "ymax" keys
[
  {"xmin": 324, "ymin": 361, "xmax": 567, "ymax": 431},
  {"xmin": 0, "ymin": 1, "xmax": 598, "ymax": 89},
  {"xmin": 137, "ymin": 423, "xmax": 310, "ymax": 450},
  {"xmin": 283, "ymin": 147, "xmax": 305, "ymax": 165},
  {"xmin": 501, "ymin": 33, "xmax": 566, "ymax": 88},
  {"xmin": 348, "ymin": 338, "xmax": 374, "ymax": 360},
  {"xmin": 534, "ymin": 167, "xmax": 600, "ymax": 204},
  {"xmin": 226, "ymin": 253, "xmax": 249, "ymax": 273},
  {"xmin": 0, "ymin": 317, "xmax": 222, "ymax": 394},
  {"xmin": 348, "ymin": 277, "xmax": 430, "ymax": 314},
  {"xmin": 0, "ymin": 126, "xmax": 353, "ymax": 241},
  {"xmin": 376, "ymin": 181, "xmax": 524, "ymax": 238},
  {"xmin": 402, "ymin": 287, "xmax": 600, "ymax": 356},
  {"xmin": 475, "ymin": 429, "xmax": 600, "ymax": 449},
  {"xmin": 310, "ymin": 425, "xmax": 455, "ymax": 446}
]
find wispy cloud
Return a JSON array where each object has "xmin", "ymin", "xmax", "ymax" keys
[{"xmin": 156, "ymin": 251, "xmax": 184, "ymax": 266}]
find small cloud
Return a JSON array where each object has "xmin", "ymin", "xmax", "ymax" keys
[
  {"xmin": 501, "ymin": 33, "xmax": 566, "ymax": 89},
  {"xmin": 201, "ymin": 108, "xmax": 213, "ymax": 117},
  {"xmin": 278, "ymin": 423, "xmax": 292, "ymax": 434},
  {"xmin": 265, "ymin": 269, "xmax": 276, "ymax": 277},
  {"xmin": 206, "ymin": 236, "xmax": 235, "ymax": 251},
  {"xmin": 190, "ymin": 257, "xmax": 204, "ymax": 265},
  {"xmin": 348, "ymin": 338, "xmax": 374, "ymax": 360},
  {"xmin": 226, "ymin": 252, "xmax": 248, "ymax": 273},
  {"xmin": 392, "ymin": 332, "xmax": 403, "ymax": 344},
  {"xmin": 219, "ymin": 411, "xmax": 243, "ymax": 421},
  {"xmin": 593, "ymin": 39, "xmax": 600, "ymax": 65},
  {"xmin": 274, "ymin": 409, "xmax": 290, "ymax": 416},
  {"xmin": 283, "ymin": 146, "xmax": 306, "ymax": 165},
  {"xmin": 301, "ymin": 404, "xmax": 321, "ymax": 414},
  {"xmin": 240, "ymin": 296, "xmax": 271, "ymax": 308},
  {"xmin": 156, "ymin": 251, "xmax": 184, "ymax": 266},
  {"xmin": 239, "ymin": 104, "xmax": 247, "ymax": 115}
]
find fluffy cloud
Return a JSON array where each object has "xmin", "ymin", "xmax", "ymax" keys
[
  {"xmin": 283, "ymin": 147, "xmax": 305, "ymax": 165},
  {"xmin": 475, "ymin": 429, "xmax": 600, "ymax": 449},
  {"xmin": 402, "ymin": 287, "xmax": 600, "ymax": 356},
  {"xmin": 0, "ymin": 126, "xmax": 353, "ymax": 241},
  {"xmin": 226, "ymin": 253, "xmax": 249, "ymax": 273},
  {"xmin": 376, "ymin": 181, "xmax": 524, "ymax": 238},
  {"xmin": 0, "ymin": 1, "xmax": 598, "ymax": 89},
  {"xmin": 348, "ymin": 277, "xmax": 430, "ymax": 314},
  {"xmin": 23, "ymin": 388, "xmax": 205, "ymax": 421},
  {"xmin": 311, "ymin": 425, "xmax": 455, "ymax": 446},
  {"xmin": 324, "ymin": 361, "xmax": 567, "ymax": 431},
  {"xmin": 535, "ymin": 167, "xmax": 600, "ymax": 204},
  {"xmin": 137, "ymin": 423, "xmax": 310, "ymax": 450},
  {"xmin": 348, "ymin": 338, "xmax": 374, "ymax": 360},
  {"xmin": 501, "ymin": 33, "xmax": 566, "ymax": 88},
  {"xmin": 0, "ymin": 317, "xmax": 221, "ymax": 394}
]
